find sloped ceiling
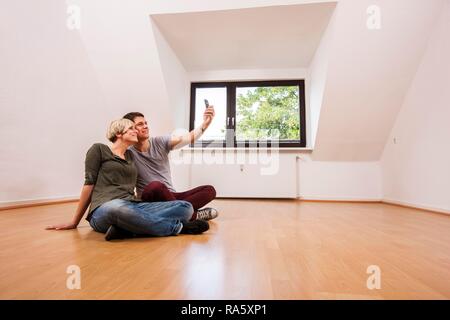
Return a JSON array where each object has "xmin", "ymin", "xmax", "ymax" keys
[
  {"xmin": 151, "ymin": 0, "xmax": 444, "ymax": 161},
  {"xmin": 312, "ymin": 0, "xmax": 445, "ymax": 161},
  {"xmin": 151, "ymin": 3, "xmax": 336, "ymax": 71}
]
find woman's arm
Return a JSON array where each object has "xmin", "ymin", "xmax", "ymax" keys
[
  {"xmin": 47, "ymin": 144, "xmax": 101, "ymax": 230},
  {"xmin": 46, "ymin": 184, "xmax": 94, "ymax": 230}
]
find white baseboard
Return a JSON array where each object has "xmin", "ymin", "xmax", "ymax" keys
[
  {"xmin": 2, "ymin": 195, "xmax": 449, "ymax": 217},
  {"xmin": 0, "ymin": 195, "xmax": 79, "ymax": 209},
  {"xmin": 382, "ymin": 198, "xmax": 450, "ymax": 215},
  {"xmin": 298, "ymin": 195, "xmax": 382, "ymax": 202}
]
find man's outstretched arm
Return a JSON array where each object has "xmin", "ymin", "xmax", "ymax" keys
[{"xmin": 169, "ymin": 106, "xmax": 215, "ymax": 150}]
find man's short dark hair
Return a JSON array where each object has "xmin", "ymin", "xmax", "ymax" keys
[{"xmin": 123, "ymin": 112, "xmax": 144, "ymax": 122}]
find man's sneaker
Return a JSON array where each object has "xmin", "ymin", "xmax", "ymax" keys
[
  {"xmin": 105, "ymin": 225, "xmax": 134, "ymax": 241},
  {"xmin": 179, "ymin": 220, "xmax": 210, "ymax": 235},
  {"xmin": 196, "ymin": 207, "xmax": 219, "ymax": 221}
]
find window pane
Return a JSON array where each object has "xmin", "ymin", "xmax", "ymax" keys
[
  {"xmin": 194, "ymin": 87, "xmax": 227, "ymax": 141},
  {"xmin": 235, "ymin": 86, "xmax": 300, "ymax": 141}
]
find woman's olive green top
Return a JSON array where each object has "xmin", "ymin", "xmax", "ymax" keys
[{"xmin": 84, "ymin": 143, "xmax": 139, "ymax": 221}]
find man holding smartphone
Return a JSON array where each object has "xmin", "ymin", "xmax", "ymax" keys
[{"xmin": 123, "ymin": 105, "xmax": 218, "ymax": 221}]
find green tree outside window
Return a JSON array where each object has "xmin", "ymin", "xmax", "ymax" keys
[{"xmin": 236, "ymin": 86, "xmax": 300, "ymax": 140}]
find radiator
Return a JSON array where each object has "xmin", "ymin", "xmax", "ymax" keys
[{"xmin": 188, "ymin": 151, "xmax": 298, "ymax": 198}]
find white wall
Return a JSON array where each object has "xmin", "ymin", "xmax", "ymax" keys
[
  {"xmin": 313, "ymin": 0, "xmax": 444, "ymax": 161},
  {"xmin": 381, "ymin": 1, "xmax": 450, "ymax": 213},
  {"xmin": 299, "ymin": 156, "xmax": 382, "ymax": 201},
  {"xmin": 150, "ymin": 18, "xmax": 191, "ymax": 191},
  {"xmin": 0, "ymin": 0, "xmax": 107, "ymax": 204},
  {"xmin": 178, "ymin": 68, "xmax": 382, "ymax": 200},
  {"xmin": 308, "ymin": 1, "xmax": 336, "ymax": 148},
  {"xmin": 0, "ymin": 0, "xmax": 177, "ymax": 205},
  {"xmin": 71, "ymin": 0, "xmax": 174, "ymax": 133},
  {"xmin": 0, "ymin": 0, "xmax": 443, "ymax": 205},
  {"xmin": 150, "ymin": 0, "xmax": 382, "ymax": 201}
]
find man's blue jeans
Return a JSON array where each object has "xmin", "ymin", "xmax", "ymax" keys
[{"xmin": 89, "ymin": 199, "xmax": 193, "ymax": 236}]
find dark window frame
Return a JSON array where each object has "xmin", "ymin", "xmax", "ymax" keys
[{"xmin": 189, "ymin": 80, "xmax": 306, "ymax": 148}]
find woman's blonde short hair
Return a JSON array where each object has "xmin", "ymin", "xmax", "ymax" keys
[{"xmin": 106, "ymin": 118, "xmax": 135, "ymax": 143}]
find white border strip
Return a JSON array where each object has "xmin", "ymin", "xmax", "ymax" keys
[
  {"xmin": 0, "ymin": 195, "xmax": 79, "ymax": 209},
  {"xmin": 298, "ymin": 196, "xmax": 381, "ymax": 202},
  {"xmin": 382, "ymin": 198, "xmax": 450, "ymax": 215},
  {"xmin": 1, "ymin": 196, "xmax": 449, "ymax": 216}
]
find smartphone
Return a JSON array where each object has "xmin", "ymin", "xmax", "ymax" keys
[{"xmin": 204, "ymin": 99, "xmax": 209, "ymax": 108}]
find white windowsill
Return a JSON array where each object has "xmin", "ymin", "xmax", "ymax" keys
[{"xmin": 179, "ymin": 147, "xmax": 313, "ymax": 152}]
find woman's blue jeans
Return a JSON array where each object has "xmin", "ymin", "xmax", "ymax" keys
[{"xmin": 89, "ymin": 199, "xmax": 193, "ymax": 236}]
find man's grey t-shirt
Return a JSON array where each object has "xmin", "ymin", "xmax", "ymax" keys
[{"xmin": 129, "ymin": 136, "xmax": 175, "ymax": 195}]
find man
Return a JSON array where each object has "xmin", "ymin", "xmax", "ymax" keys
[{"xmin": 123, "ymin": 107, "xmax": 218, "ymax": 221}]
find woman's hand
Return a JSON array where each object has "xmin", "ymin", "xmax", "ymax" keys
[
  {"xmin": 45, "ymin": 222, "xmax": 78, "ymax": 230},
  {"xmin": 46, "ymin": 185, "xmax": 94, "ymax": 231}
]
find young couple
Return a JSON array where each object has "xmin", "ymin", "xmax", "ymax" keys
[{"xmin": 47, "ymin": 107, "xmax": 218, "ymax": 241}]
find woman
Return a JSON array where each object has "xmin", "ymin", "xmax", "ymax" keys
[{"xmin": 46, "ymin": 118, "xmax": 209, "ymax": 240}]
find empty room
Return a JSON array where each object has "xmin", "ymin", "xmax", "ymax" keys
[{"xmin": 1, "ymin": 0, "xmax": 449, "ymax": 304}]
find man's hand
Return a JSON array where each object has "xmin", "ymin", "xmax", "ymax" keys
[
  {"xmin": 202, "ymin": 106, "xmax": 215, "ymax": 129},
  {"xmin": 169, "ymin": 106, "xmax": 216, "ymax": 150},
  {"xmin": 45, "ymin": 222, "xmax": 78, "ymax": 230}
]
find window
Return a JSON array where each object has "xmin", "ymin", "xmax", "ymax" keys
[{"xmin": 190, "ymin": 80, "xmax": 306, "ymax": 148}]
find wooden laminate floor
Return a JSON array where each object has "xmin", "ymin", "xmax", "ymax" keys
[{"xmin": 0, "ymin": 199, "xmax": 449, "ymax": 299}]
